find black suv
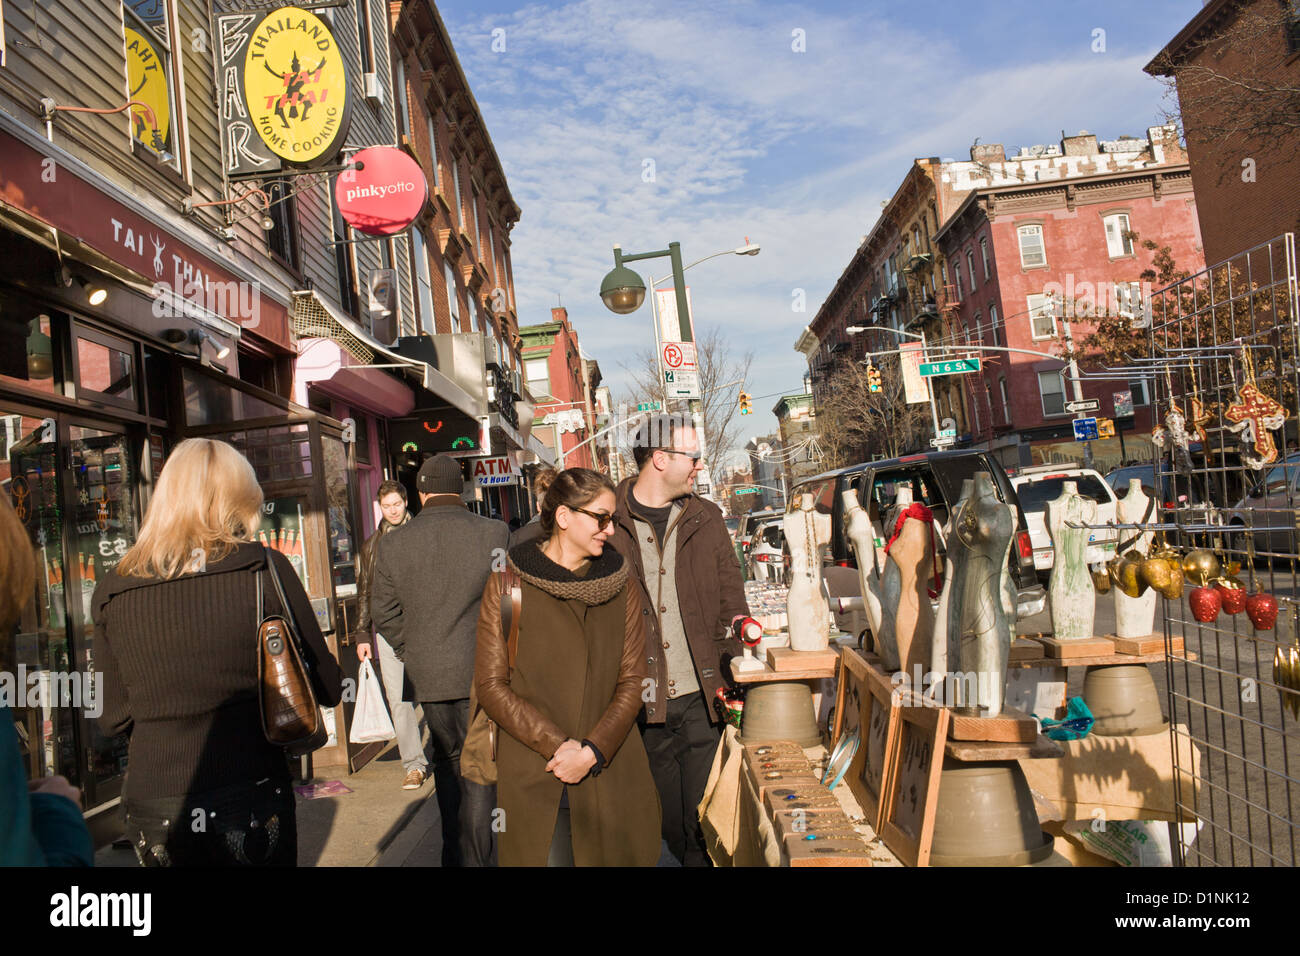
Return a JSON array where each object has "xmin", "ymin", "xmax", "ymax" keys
[{"xmin": 789, "ymin": 450, "xmax": 1047, "ymax": 620}]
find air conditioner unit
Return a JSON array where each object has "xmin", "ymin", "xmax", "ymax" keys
[
  {"xmin": 509, "ymin": 369, "xmax": 522, "ymax": 396},
  {"xmin": 482, "ymin": 330, "xmax": 502, "ymax": 368},
  {"xmin": 363, "ymin": 72, "xmax": 384, "ymax": 105}
]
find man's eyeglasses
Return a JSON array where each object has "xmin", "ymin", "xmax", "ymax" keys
[
  {"xmin": 658, "ymin": 448, "xmax": 703, "ymax": 462},
  {"xmin": 571, "ymin": 507, "xmax": 614, "ymax": 531}
]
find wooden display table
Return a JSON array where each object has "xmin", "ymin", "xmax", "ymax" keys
[{"xmin": 729, "ymin": 645, "xmax": 838, "ymax": 683}]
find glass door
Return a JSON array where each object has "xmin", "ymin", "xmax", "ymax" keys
[{"xmin": 66, "ymin": 421, "xmax": 141, "ymax": 808}]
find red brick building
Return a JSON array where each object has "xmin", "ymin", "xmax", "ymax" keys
[
  {"xmin": 935, "ymin": 146, "xmax": 1205, "ymax": 470},
  {"xmin": 520, "ymin": 307, "xmax": 597, "ymax": 469},
  {"xmin": 1146, "ymin": 0, "xmax": 1300, "ymax": 265}
]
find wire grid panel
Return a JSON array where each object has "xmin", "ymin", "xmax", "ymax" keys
[{"xmin": 1148, "ymin": 233, "xmax": 1300, "ymax": 866}]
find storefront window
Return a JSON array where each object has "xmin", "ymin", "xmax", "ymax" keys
[
  {"xmin": 183, "ymin": 367, "xmax": 285, "ymax": 426},
  {"xmin": 0, "ymin": 308, "xmax": 61, "ymax": 397},
  {"xmin": 229, "ymin": 423, "xmax": 313, "ymax": 483},
  {"xmin": 76, "ymin": 333, "xmax": 137, "ymax": 407},
  {"xmin": 322, "ymin": 434, "xmax": 359, "ymax": 593}
]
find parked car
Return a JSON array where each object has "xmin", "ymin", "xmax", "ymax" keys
[
  {"xmin": 734, "ymin": 508, "xmax": 782, "ymax": 581},
  {"xmin": 788, "ymin": 450, "xmax": 1047, "ymax": 622},
  {"xmin": 1009, "ymin": 463, "xmax": 1118, "ymax": 576},
  {"xmin": 1225, "ymin": 454, "xmax": 1300, "ymax": 557},
  {"xmin": 748, "ymin": 519, "xmax": 787, "ymax": 585}
]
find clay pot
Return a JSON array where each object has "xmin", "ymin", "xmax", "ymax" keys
[
  {"xmin": 739, "ymin": 682, "xmax": 823, "ymax": 748},
  {"xmin": 1189, "ymin": 585, "xmax": 1222, "ymax": 623},
  {"xmin": 1139, "ymin": 555, "xmax": 1184, "ymax": 600},
  {"xmin": 1246, "ymin": 592, "xmax": 1279, "ymax": 631},
  {"xmin": 1182, "ymin": 549, "xmax": 1221, "ymax": 587},
  {"xmin": 929, "ymin": 759, "xmax": 1054, "ymax": 866},
  {"xmin": 1110, "ymin": 551, "xmax": 1147, "ymax": 598},
  {"xmin": 1215, "ymin": 577, "xmax": 1247, "ymax": 615},
  {"xmin": 1083, "ymin": 664, "xmax": 1168, "ymax": 736}
]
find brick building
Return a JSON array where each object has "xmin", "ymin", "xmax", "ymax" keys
[
  {"xmin": 1147, "ymin": 0, "xmax": 1300, "ymax": 265},
  {"xmin": 773, "ymin": 389, "xmax": 821, "ymax": 486},
  {"xmin": 520, "ymin": 307, "xmax": 597, "ymax": 469},
  {"xmin": 934, "ymin": 134, "xmax": 1204, "ymax": 470}
]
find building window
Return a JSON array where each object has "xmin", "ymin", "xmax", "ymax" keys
[
  {"xmin": 973, "ymin": 312, "xmax": 982, "ymax": 343},
  {"xmin": 1017, "ymin": 224, "xmax": 1047, "ymax": 268},
  {"xmin": 355, "ymin": 0, "xmax": 373, "ymax": 73},
  {"xmin": 411, "ymin": 229, "xmax": 435, "ymax": 333},
  {"xmin": 1028, "ymin": 293, "xmax": 1056, "ymax": 340},
  {"xmin": 524, "ymin": 357, "xmax": 550, "ymax": 398},
  {"xmin": 1115, "ymin": 281, "xmax": 1144, "ymax": 318},
  {"xmin": 263, "ymin": 179, "xmax": 298, "ymax": 269},
  {"xmin": 471, "ymin": 184, "xmax": 483, "ymax": 253},
  {"xmin": 393, "ymin": 57, "xmax": 409, "ymax": 137},
  {"xmin": 332, "ymin": 183, "xmax": 359, "ymax": 317},
  {"xmin": 998, "ymin": 376, "xmax": 1010, "ymax": 424},
  {"xmin": 444, "ymin": 262, "xmax": 461, "ymax": 332},
  {"xmin": 980, "ymin": 237, "xmax": 990, "ymax": 279},
  {"xmin": 426, "ymin": 113, "xmax": 440, "ymax": 187},
  {"xmin": 1038, "ymin": 369, "xmax": 1067, "ymax": 417},
  {"xmin": 966, "ymin": 252, "xmax": 977, "ymax": 293},
  {"xmin": 989, "ymin": 303, "xmax": 1001, "ymax": 347},
  {"xmin": 123, "ymin": 0, "xmax": 180, "ymax": 170},
  {"xmin": 952, "ymin": 263, "xmax": 963, "ymax": 301},
  {"xmin": 451, "ymin": 158, "xmax": 463, "ymax": 229},
  {"xmin": 1103, "ymin": 213, "xmax": 1133, "ymax": 257},
  {"xmin": 1129, "ymin": 379, "xmax": 1151, "ymax": 406}
]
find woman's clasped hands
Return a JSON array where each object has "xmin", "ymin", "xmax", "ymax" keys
[{"xmin": 546, "ymin": 739, "xmax": 596, "ymax": 784}]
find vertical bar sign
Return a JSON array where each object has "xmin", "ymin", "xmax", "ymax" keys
[
  {"xmin": 899, "ymin": 342, "xmax": 928, "ymax": 404},
  {"xmin": 213, "ymin": 12, "xmax": 280, "ymax": 177}
]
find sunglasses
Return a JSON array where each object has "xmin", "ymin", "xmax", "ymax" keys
[
  {"xmin": 658, "ymin": 448, "xmax": 703, "ymax": 462},
  {"xmin": 571, "ymin": 507, "xmax": 615, "ymax": 531}
]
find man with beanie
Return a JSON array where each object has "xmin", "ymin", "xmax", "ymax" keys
[
  {"xmin": 371, "ymin": 454, "xmax": 509, "ymax": 866},
  {"xmin": 607, "ymin": 413, "xmax": 748, "ymax": 866}
]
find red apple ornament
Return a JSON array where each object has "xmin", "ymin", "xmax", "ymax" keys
[
  {"xmin": 1189, "ymin": 585, "xmax": 1223, "ymax": 623},
  {"xmin": 1215, "ymin": 578, "xmax": 1247, "ymax": 615},
  {"xmin": 1246, "ymin": 592, "xmax": 1279, "ymax": 631}
]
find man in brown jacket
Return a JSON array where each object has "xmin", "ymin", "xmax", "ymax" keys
[{"xmin": 607, "ymin": 413, "xmax": 748, "ymax": 865}]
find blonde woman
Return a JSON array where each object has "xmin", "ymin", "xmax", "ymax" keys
[{"xmin": 93, "ymin": 438, "xmax": 342, "ymax": 866}]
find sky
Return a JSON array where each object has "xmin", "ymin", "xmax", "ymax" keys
[{"xmin": 434, "ymin": 0, "xmax": 1206, "ymax": 468}]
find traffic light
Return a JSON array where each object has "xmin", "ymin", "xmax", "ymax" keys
[
  {"xmin": 867, "ymin": 365, "xmax": 882, "ymax": 392},
  {"xmin": 738, "ymin": 391, "xmax": 752, "ymax": 415}
]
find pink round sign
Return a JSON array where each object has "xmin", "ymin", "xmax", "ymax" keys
[{"xmin": 335, "ymin": 146, "xmax": 429, "ymax": 236}]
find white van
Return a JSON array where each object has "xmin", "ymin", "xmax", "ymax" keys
[{"xmin": 1009, "ymin": 463, "xmax": 1119, "ymax": 574}]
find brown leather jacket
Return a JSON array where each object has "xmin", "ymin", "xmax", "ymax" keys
[
  {"xmin": 607, "ymin": 478, "xmax": 748, "ymax": 724},
  {"xmin": 356, "ymin": 511, "xmax": 409, "ymax": 641}
]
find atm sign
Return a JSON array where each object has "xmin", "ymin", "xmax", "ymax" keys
[{"xmin": 471, "ymin": 456, "xmax": 517, "ymax": 487}]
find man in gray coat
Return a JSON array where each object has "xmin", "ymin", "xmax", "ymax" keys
[{"xmin": 371, "ymin": 454, "xmax": 509, "ymax": 867}]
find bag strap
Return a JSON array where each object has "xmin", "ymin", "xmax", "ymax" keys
[
  {"xmin": 262, "ymin": 545, "xmax": 307, "ymax": 659},
  {"xmin": 499, "ymin": 568, "xmax": 522, "ymax": 671}
]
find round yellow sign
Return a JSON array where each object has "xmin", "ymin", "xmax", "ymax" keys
[
  {"xmin": 125, "ymin": 26, "xmax": 171, "ymax": 157},
  {"xmin": 243, "ymin": 6, "xmax": 351, "ymax": 166}
]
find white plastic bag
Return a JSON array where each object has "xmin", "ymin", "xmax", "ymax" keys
[{"xmin": 349, "ymin": 659, "xmax": 396, "ymax": 744}]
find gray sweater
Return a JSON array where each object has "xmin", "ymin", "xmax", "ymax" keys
[{"xmin": 371, "ymin": 501, "xmax": 510, "ymax": 702}]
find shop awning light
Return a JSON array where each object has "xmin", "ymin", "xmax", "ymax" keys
[{"xmin": 77, "ymin": 276, "xmax": 108, "ymax": 306}]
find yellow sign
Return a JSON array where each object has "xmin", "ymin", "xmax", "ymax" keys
[
  {"xmin": 243, "ymin": 6, "xmax": 349, "ymax": 166},
  {"xmin": 124, "ymin": 26, "xmax": 171, "ymax": 156},
  {"xmin": 1097, "ymin": 418, "xmax": 1115, "ymax": 439}
]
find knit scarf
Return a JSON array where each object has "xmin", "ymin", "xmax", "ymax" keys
[{"xmin": 507, "ymin": 540, "xmax": 627, "ymax": 606}]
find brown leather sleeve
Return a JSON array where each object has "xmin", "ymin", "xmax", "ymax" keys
[
  {"xmin": 583, "ymin": 583, "xmax": 649, "ymax": 762},
  {"xmin": 474, "ymin": 575, "xmax": 568, "ymax": 759},
  {"xmin": 713, "ymin": 511, "xmax": 748, "ymax": 657}
]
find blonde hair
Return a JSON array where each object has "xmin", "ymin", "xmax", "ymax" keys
[
  {"xmin": 116, "ymin": 438, "xmax": 264, "ymax": 580},
  {"xmin": 0, "ymin": 492, "xmax": 34, "ymax": 636}
]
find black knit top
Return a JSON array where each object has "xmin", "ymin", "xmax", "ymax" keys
[{"xmin": 92, "ymin": 543, "xmax": 344, "ymax": 803}]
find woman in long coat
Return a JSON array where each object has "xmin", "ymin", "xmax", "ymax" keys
[{"xmin": 476, "ymin": 467, "xmax": 661, "ymax": 866}]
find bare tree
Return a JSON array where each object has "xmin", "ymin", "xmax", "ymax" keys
[
  {"xmin": 1150, "ymin": 2, "xmax": 1300, "ymax": 181},
  {"xmin": 619, "ymin": 323, "xmax": 754, "ymax": 472},
  {"xmin": 813, "ymin": 355, "xmax": 931, "ymax": 470}
]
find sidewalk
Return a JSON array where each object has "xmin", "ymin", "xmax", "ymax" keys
[{"xmin": 94, "ymin": 745, "xmax": 445, "ymax": 867}]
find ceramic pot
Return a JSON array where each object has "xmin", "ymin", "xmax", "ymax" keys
[
  {"xmin": 929, "ymin": 759, "xmax": 1054, "ymax": 866},
  {"xmin": 739, "ymin": 681, "xmax": 822, "ymax": 748},
  {"xmin": 1246, "ymin": 592, "xmax": 1279, "ymax": 631},
  {"xmin": 1189, "ymin": 585, "xmax": 1222, "ymax": 623},
  {"xmin": 1083, "ymin": 664, "xmax": 1168, "ymax": 736}
]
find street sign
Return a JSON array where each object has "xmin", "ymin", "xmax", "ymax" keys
[
  {"xmin": 661, "ymin": 341, "xmax": 697, "ymax": 372},
  {"xmin": 1065, "ymin": 398, "xmax": 1101, "ymax": 414},
  {"xmin": 1072, "ymin": 417, "xmax": 1099, "ymax": 441},
  {"xmin": 1097, "ymin": 417, "xmax": 1115, "ymax": 439},
  {"xmin": 635, "ymin": 401, "xmax": 662, "ymax": 412},
  {"xmin": 663, "ymin": 369, "xmax": 701, "ymax": 399},
  {"xmin": 930, "ymin": 436, "xmax": 957, "ymax": 447},
  {"xmin": 937, "ymin": 427, "xmax": 957, "ymax": 439},
  {"xmin": 734, "ymin": 487, "xmax": 760, "ymax": 495},
  {"xmin": 919, "ymin": 358, "xmax": 981, "ymax": 377},
  {"xmin": 1113, "ymin": 390, "xmax": 1134, "ymax": 418}
]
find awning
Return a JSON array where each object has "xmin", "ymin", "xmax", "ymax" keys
[{"xmin": 290, "ymin": 291, "xmax": 484, "ymax": 419}]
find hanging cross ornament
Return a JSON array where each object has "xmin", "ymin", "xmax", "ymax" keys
[
  {"xmin": 1189, "ymin": 396, "xmax": 1214, "ymax": 450},
  {"xmin": 1152, "ymin": 402, "xmax": 1193, "ymax": 471},
  {"xmin": 1225, "ymin": 382, "xmax": 1285, "ymax": 470}
]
